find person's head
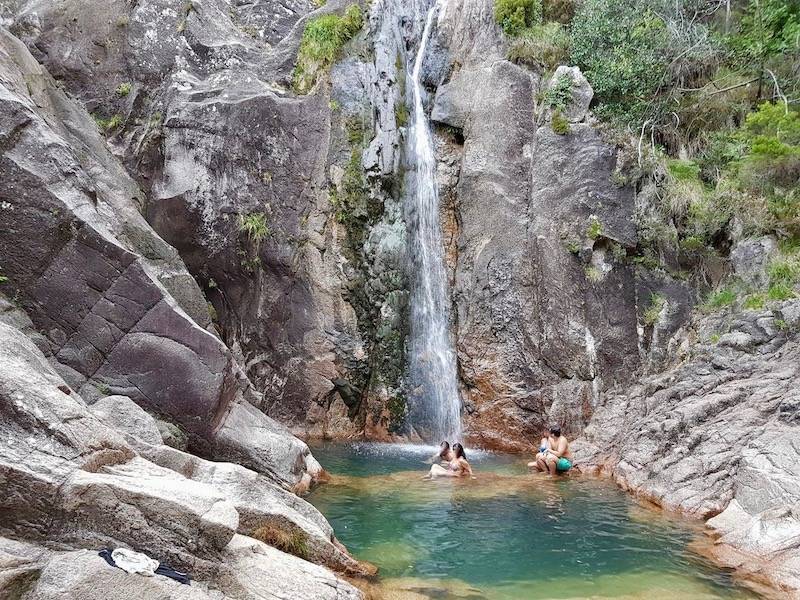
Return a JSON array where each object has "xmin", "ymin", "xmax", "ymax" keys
[
  {"xmin": 453, "ymin": 443, "xmax": 466, "ymax": 460},
  {"xmin": 439, "ymin": 441, "xmax": 451, "ymax": 457},
  {"xmin": 549, "ymin": 425, "xmax": 562, "ymax": 438}
]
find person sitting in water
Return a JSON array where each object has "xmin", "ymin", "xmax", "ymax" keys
[
  {"xmin": 542, "ymin": 425, "xmax": 573, "ymax": 475},
  {"xmin": 428, "ymin": 441, "xmax": 455, "ymax": 464},
  {"xmin": 425, "ymin": 443, "xmax": 472, "ymax": 478},
  {"xmin": 528, "ymin": 429, "xmax": 551, "ymax": 472}
]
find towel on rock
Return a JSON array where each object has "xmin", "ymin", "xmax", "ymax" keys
[{"xmin": 111, "ymin": 548, "xmax": 159, "ymax": 576}]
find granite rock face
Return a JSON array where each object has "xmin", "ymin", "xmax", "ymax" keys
[
  {"xmin": 0, "ymin": 19, "xmax": 323, "ymax": 489},
  {"xmin": 574, "ymin": 300, "xmax": 800, "ymax": 596},
  {"xmin": 3, "ymin": 0, "xmax": 702, "ymax": 447},
  {"xmin": 0, "ymin": 320, "xmax": 364, "ymax": 598}
]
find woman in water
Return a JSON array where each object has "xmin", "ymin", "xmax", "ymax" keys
[
  {"xmin": 428, "ymin": 441, "xmax": 455, "ymax": 464},
  {"xmin": 425, "ymin": 443, "xmax": 472, "ymax": 478}
]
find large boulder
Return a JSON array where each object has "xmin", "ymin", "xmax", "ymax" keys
[{"xmin": 141, "ymin": 443, "xmax": 373, "ymax": 576}]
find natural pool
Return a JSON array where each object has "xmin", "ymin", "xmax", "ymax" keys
[{"xmin": 307, "ymin": 442, "xmax": 757, "ymax": 600}]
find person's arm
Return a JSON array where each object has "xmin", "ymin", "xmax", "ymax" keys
[{"xmin": 461, "ymin": 459, "xmax": 473, "ymax": 476}]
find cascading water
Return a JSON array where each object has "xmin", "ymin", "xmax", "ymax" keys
[{"xmin": 403, "ymin": 0, "xmax": 462, "ymax": 443}]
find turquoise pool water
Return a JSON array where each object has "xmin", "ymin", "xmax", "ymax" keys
[{"xmin": 307, "ymin": 442, "xmax": 757, "ymax": 599}]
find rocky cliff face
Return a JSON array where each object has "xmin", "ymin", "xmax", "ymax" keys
[
  {"xmin": 3, "ymin": 0, "xmax": 689, "ymax": 447},
  {"xmin": 574, "ymin": 299, "xmax": 800, "ymax": 596}
]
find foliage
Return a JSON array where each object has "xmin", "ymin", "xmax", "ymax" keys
[
  {"xmin": 570, "ymin": 0, "xmax": 669, "ymax": 124},
  {"xmin": 495, "ymin": 0, "xmax": 543, "ymax": 36},
  {"xmin": 238, "ymin": 212, "xmax": 270, "ymax": 247},
  {"xmin": 586, "ymin": 215, "xmax": 602, "ymax": 240},
  {"xmin": 116, "ymin": 82, "xmax": 132, "ymax": 97},
  {"xmin": 551, "ymin": 109, "xmax": 570, "ymax": 134},
  {"xmin": 584, "ymin": 266, "xmax": 603, "ymax": 282},
  {"xmin": 506, "ymin": 22, "xmax": 569, "ymax": 69},
  {"xmin": 292, "ymin": 4, "xmax": 363, "ymax": 93},
  {"xmin": 252, "ymin": 526, "xmax": 309, "ymax": 560},
  {"xmin": 94, "ymin": 113, "xmax": 123, "ymax": 131},
  {"xmin": 643, "ymin": 292, "xmax": 666, "ymax": 325},
  {"xmin": 704, "ymin": 287, "xmax": 737, "ymax": 310},
  {"xmin": 541, "ymin": 72, "xmax": 574, "ymax": 110}
]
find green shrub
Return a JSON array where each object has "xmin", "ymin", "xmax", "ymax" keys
[
  {"xmin": 643, "ymin": 293, "xmax": 666, "ymax": 325},
  {"xmin": 116, "ymin": 82, "xmax": 132, "ymax": 97},
  {"xmin": 570, "ymin": 0, "xmax": 669, "ymax": 124},
  {"xmin": 542, "ymin": 72, "xmax": 574, "ymax": 110},
  {"xmin": 506, "ymin": 22, "xmax": 569, "ymax": 69},
  {"xmin": 704, "ymin": 287, "xmax": 737, "ymax": 310},
  {"xmin": 495, "ymin": 0, "xmax": 542, "ymax": 36},
  {"xmin": 292, "ymin": 5, "xmax": 363, "ymax": 93},
  {"xmin": 238, "ymin": 212, "xmax": 270, "ymax": 247},
  {"xmin": 587, "ymin": 215, "xmax": 602, "ymax": 240},
  {"xmin": 743, "ymin": 293, "xmax": 766, "ymax": 310},
  {"xmin": 94, "ymin": 114, "xmax": 123, "ymax": 131}
]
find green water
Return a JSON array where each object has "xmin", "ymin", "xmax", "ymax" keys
[{"xmin": 307, "ymin": 442, "xmax": 757, "ymax": 600}]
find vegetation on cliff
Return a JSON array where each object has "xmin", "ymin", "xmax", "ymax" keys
[
  {"xmin": 293, "ymin": 4, "xmax": 364, "ymax": 93},
  {"xmin": 499, "ymin": 0, "xmax": 800, "ymax": 309}
]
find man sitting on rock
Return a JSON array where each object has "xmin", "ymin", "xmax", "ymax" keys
[{"xmin": 540, "ymin": 425, "xmax": 572, "ymax": 475}]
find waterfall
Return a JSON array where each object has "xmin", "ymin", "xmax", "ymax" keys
[{"xmin": 403, "ymin": 0, "xmax": 462, "ymax": 443}]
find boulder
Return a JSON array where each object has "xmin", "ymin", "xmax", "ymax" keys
[
  {"xmin": 547, "ymin": 66, "xmax": 593, "ymax": 122},
  {"xmin": 211, "ymin": 399, "xmax": 326, "ymax": 491},
  {"xmin": 730, "ymin": 236, "xmax": 778, "ymax": 289},
  {"xmin": 219, "ymin": 535, "xmax": 363, "ymax": 600},
  {"xmin": 141, "ymin": 443, "xmax": 373, "ymax": 576},
  {"xmin": 576, "ymin": 301, "xmax": 800, "ymax": 595},
  {"xmin": 90, "ymin": 395, "xmax": 163, "ymax": 446},
  {"xmin": 58, "ymin": 457, "xmax": 240, "ymax": 564}
]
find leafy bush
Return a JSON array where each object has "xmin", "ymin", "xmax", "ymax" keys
[
  {"xmin": 667, "ymin": 159, "xmax": 701, "ymax": 182},
  {"xmin": 542, "ymin": 72, "xmax": 574, "ymax": 110},
  {"xmin": 116, "ymin": 82, "xmax": 132, "ymax": 97},
  {"xmin": 767, "ymin": 282, "xmax": 795, "ymax": 301},
  {"xmin": 506, "ymin": 22, "xmax": 569, "ymax": 69},
  {"xmin": 238, "ymin": 212, "xmax": 270, "ymax": 247},
  {"xmin": 570, "ymin": 0, "xmax": 669, "ymax": 124},
  {"xmin": 495, "ymin": 0, "xmax": 543, "ymax": 36},
  {"xmin": 292, "ymin": 5, "xmax": 363, "ymax": 93}
]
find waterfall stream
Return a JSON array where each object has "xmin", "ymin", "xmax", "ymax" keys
[{"xmin": 404, "ymin": 1, "xmax": 462, "ymax": 442}]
